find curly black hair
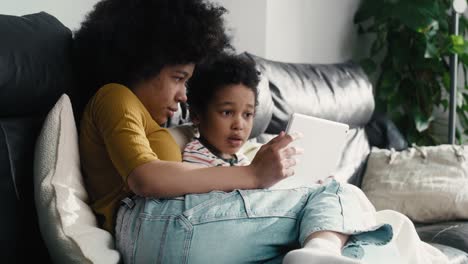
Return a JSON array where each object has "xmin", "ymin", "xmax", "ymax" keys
[
  {"xmin": 187, "ymin": 53, "xmax": 260, "ymax": 119},
  {"xmin": 72, "ymin": 0, "xmax": 231, "ymax": 113}
]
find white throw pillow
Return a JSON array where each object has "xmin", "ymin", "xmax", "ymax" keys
[
  {"xmin": 34, "ymin": 94, "xmax": 120, "ymax": 263},
  {"xmin": 362, "ymin": 145, "xmax": 468, "ymax": 223}
]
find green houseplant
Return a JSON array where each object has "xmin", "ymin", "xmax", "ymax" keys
[{"xmin": 354, "ymin": 0, "xmax": 468, "ymax": 145}]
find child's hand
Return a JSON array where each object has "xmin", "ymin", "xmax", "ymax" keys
[{"xmin": 249, "ymin": 131, "xmax": 303, "ymax": 188}]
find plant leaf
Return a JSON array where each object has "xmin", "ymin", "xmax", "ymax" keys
[
  {"xmin": 457, "ymin": 108, "xmax": 468, "ymax": 139},
  {"xmin": 353, "ymin": 0, "xmax": 468, "ymax": 145},
  {"xmin": 460, "ymin": 54, "xmax": 468, "ymax": 66},
  {"xmin": 359, "ymin": 58, "xmax": 377, "ymax": 75},
  {"xmin": 414, "ymin": 108, "xmax": 434, "ymax": 132},
  {"xmin": 354, "ymin": 0, "xmax": 386, "ymax": 24},
  {"xmin": 442, "ymin": 72, "xmax": 451, "ymax": 92},
  {"xmin": 378, "ymin": 70, "xmax": 400, "ymax": 98},
  {"xmin": 371, "ymin": 33, "xmax": 386, "ymax": 56},
  {"xmin": 463, "ymin": 93, "xmax": 468, "ymax": 110},
  {"xmin": 391, "ymin": 1, "xmax": 439, "ymax": 32},
  {"xmin": 449, "ymin": 35, "xmax": 466, "ymax": 54},
  {"xmin": 424, "ymin": 38, "xmax": 439, "ymax": 58},
  {"xmin": 441, "ymin": 99, "xmax": 449, "ymax": 111}
]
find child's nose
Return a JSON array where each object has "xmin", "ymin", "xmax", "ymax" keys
[{"xmin": 232, "ymin": 116, "xmax": 243, "ymax": 130}]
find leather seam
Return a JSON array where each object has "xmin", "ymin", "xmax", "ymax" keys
[{"xmin": 0, "ymin": 122, "xmax": 20, "ymax": 200}]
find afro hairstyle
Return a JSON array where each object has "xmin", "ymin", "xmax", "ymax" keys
[{"xmin": 72, "ymin": 0, "xmax": 232, "ymax": 113}]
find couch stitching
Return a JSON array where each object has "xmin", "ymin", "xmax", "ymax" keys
[
  {"xmin": 430, "ymin": 225, "xmax": 459, "ymax": 242},
  {"xmin": 0, "ymin": 122, "xmax": 20, "ymax": 200}
]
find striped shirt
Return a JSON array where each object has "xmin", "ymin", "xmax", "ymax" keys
[{"xmin": 182, "ymin": 138, "xmax": 250, "ymax": 167}]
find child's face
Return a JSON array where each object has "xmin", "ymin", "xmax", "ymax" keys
[{"xmin": 197, "ymin": 84, "xmax": 255, "ymax": 158}]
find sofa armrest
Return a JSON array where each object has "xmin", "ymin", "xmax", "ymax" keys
[{"xmin": 365, "ymin": 112, "xmax": 408, "ymax": 151}]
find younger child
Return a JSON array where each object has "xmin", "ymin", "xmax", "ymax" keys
[
  {"xmin": 182, "ymin": 53, "xmax": 391, "ymax": 264},
  {"xmin": 183, "ymin": 54, "xmax": 256, "ymax": 168}
]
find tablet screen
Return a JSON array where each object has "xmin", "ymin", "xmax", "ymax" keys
[{"xmin": 269, "ymin": 113, "xmax": 349, "ymax": 189}]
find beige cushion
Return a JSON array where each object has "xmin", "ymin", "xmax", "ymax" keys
[
  {"xmin": 168, "ymin": 124, "xmax": 197, "ymax": 152},
  {"xmin": 362, "ymin": 145, "xmax": 468, "ymax": 223},
  {"xmin": 33, "ymin": 94, "xmax": 120, "ymax": 263}
]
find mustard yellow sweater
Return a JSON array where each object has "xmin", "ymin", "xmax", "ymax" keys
[{"xmin": 79, "ymin": 83, "xmax": 181, "ymax": 232}]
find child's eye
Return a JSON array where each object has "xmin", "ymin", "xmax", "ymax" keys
[
  {"xmin": 221, "ymin": 110, "xmax": 233, "ymax": 116},
  {"xmin": 244, "ymin": 112, "xmax": 254, "ymax": 118}
]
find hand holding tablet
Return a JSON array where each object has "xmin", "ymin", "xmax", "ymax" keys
[{"xmin": 269, "ymin": 113, "xmax": 349, "ymax": 189}]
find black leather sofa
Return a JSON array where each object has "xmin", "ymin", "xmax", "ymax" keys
[
  {"xmin": 1, "ymin": 12, "xmax": 467, "ymax": 263},
  {"xmin": 0, "ymin": 12, "xmax": 74, "ymax": 262}
]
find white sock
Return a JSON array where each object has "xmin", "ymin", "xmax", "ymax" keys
[{"xmin": 283, "ymin": 238, "xmax": 362, "ymax": 264}]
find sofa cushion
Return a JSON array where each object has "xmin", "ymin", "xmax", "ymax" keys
[
  {"xmin": 0, "ymin": 12, "xmax": 73, "ymax": 117},
  {"xmin": 362, "ymin": 145, "xmax": 468, "ymax": 223},
  {"xmin": 430, "ymin": 244, "xmax": 468, "ymax": 264},
  {"xmin": 34, "ymin": 94, "xmax": 120, "ymax": 263},
  {"xmin": 0, "ymin": 117, "xmax": 51, "ymax": 261},
  {"xmin": 0, "ymin": 120, "xmax": 23, "ymax": 259},
  {"xmin": 0, "ymin": 11, "xmax": 75, "ymax": 261},
  {"xmin": 418, "ymin": 222, "xmax": 468, "ymax": 254}
]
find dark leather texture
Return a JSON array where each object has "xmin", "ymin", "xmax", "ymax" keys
[
  {"xmin": 0, "ymin": 121, "xmax": 20, "ymax": 259},
  {"xmin": 430, "ymin": 243, "xmax": 468, "ymax": 264},
  {"xmin": 0, "ymin": 12, "xmax": 74, "ymax": 118},
  {"xmin": 0, "ymin": 12, "xmax": 73, "ymax": 261},
  {"xmin": 0, "ymin": 117, "xmax": 52, "ymax": 261},
  {"xmin": 1, "ymin": 11, "xmax": 466, "ymax": 261},
  {"xmin": 365, "ymin": 111, "xmax": 409, "ymax": 151},
  {"xmin": 244, "ymin": 53, "xmax": 375, "ymax": 133},
  {"xmin": 431, "ymin": 244, "xmax": 468, "ymax": 264},
  {"xmin": 418, "ymin": 222, "xmax": 468, "ymax": 254}
]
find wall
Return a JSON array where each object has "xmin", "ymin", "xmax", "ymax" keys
[
  {"xmin": 0, "ymin": 0, "xmax": 99, "ymax": 31},
  {"xmin": 215, "ymin": 0, "xmax": 361, "ymax": 63},
  {"xmin": 3, "ymin": 0, "xmax": 359, "ymax": 63},
  {"xmin": 213, "ymin": 0, "xmax": 268, "ymax": 59},
  {"xmin": 265, "ymin": 0, "xmax": 361, "ymax": 63}
]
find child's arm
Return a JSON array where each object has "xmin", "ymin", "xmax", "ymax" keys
[{"xmin": 128, "ymin": 132, "xmax": 299, "ymax": 197}]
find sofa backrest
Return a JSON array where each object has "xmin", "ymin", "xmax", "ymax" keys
[
  {"xmin": 243, "ymin": 53, "xmax": 375, "ymax": 133},
  {"xmin": 0, "ymin": 12, "xmax": 74, "ymax": 261}
]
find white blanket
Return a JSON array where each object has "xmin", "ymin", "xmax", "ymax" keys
[
  {"xmin": 371, "ymin": 210, "xmax": 449, "ymax": 264},
  {"xmin": 349, "ymin": 185, "xmax": 449, "ymax": 264}
]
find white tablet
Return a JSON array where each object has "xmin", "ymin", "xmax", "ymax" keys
[{"xmin": 269, "ymin": 113, "xmax": 349, "ymax": 189}]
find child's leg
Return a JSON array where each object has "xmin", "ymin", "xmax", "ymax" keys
[
  {"xmin": 305, "ymin": 230, "xmax": 348, "ymax": 246},
  {"xmin": 284, "ymin": 180, "xmax": 392, "ymax": 264},
  {"xmin": 116, "ymin": 181, "xmax": 391, "ymax": 263}
]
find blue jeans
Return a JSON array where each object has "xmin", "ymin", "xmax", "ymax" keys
[{"xmin": 115, "ymin": 180, "xmax": 392, "ymax": 263}]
